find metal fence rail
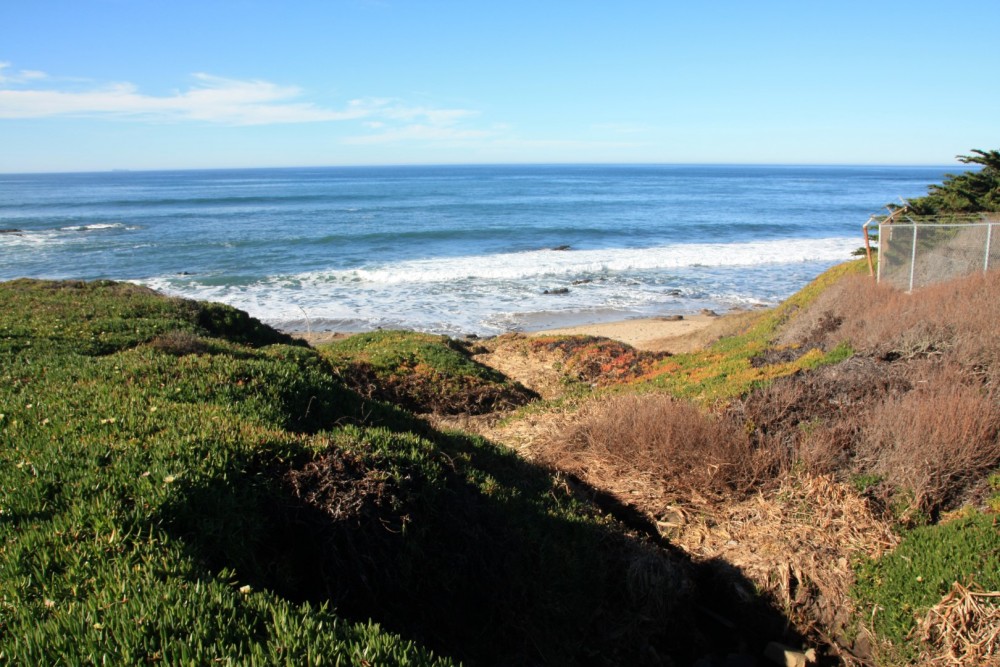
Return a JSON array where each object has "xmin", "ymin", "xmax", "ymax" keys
[{"xmin": 870, "ymin": 215, "xmax": 1000, "ymax": 291}]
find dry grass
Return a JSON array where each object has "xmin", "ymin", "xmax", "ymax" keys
[
  {"xmin": 672, "ymin": 473, "xmax": 899, "ymax": 657},
  {"xmin": 780, "ymin": 269, "xmax": 1000, "ymax": 388},
  {"xmin": 471, "ymin": 333, "xmax": 583, "ymax": 400},
  {"xmin": 917, "ymin": 582, "xmax": 1000, "ymax": 666},
  {"xmin": 542, "ymin": 393, "xmax": 782, "ymax": 499}
]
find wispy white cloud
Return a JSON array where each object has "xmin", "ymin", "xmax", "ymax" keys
[
  {"xmin": 0, "ymin": 68, "xmax": 478, "ymax": 131},
  {"xmin": 0, "ymin": 71, "xmax": 370, "ymax": 124},
  {"xmin": 0, "ymin": 61, "xmax": 48, "ymax": 84}
]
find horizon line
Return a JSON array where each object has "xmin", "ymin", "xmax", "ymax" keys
[{"xmin": 0, "ymin": 160, "xmax": 964, "ymax": 176}]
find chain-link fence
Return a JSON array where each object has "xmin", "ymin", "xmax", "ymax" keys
[{"xmin": 875, "ymin": 215, "xmax": 1000, "ymax": 290}]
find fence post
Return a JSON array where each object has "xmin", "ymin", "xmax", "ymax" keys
[
  {"xmin": 908, "ymin": 224, "xmax": 918, "ymax": 291},
  {"xmin": 876, "ymin": 223, "xmax": 884, "ymax": 283},
  {"xmin": 986, "ymin": 223, "xmax": 993, "ymax": 273}
]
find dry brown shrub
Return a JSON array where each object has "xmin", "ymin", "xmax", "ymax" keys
[
  {"xmin": 763, "ymin": 270, "xmax": 1000, "ymax": 514},
  {"xmin": 544, "ymin": 393, "xmax": 781, "ymax": 498},
  {"xmin": 779, "ymin": 269, "xmax": 1000, "ymax": 383},
  {"xmin": 732, "ymin": 357, "xmax": 913, "ymax": 479},
  {"xmin": 777, "ymin": 273, "xmax": 956, "ymax": 360},
  {"xmin": 832, "ymin": 278, "xmax": 945, "ymax": 358},
  {"xmin": 727, "ymin": 378, "xmax": 847, "ymax": 475},
  {"xmin": 796, "ymin": 422, "xmax": 855, "ymax": 477},
  {"xmin": 856, "ymin": 363, "xmax": 1000, "ymax": 516},
  {"xmin": 944, "ymin": 271, "xmax": 1000, "ymax": 390}
]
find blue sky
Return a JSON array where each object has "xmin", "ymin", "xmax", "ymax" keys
[{"xmin": 1, "ymin": 0, "xmax": 997, "ymax": 172}]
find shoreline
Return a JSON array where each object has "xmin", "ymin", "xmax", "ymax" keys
[{"xmin": 291, "ymin": 308, "xmax": 758, "ymax": 353}]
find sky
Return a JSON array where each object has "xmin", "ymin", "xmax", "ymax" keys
[{"xmin": 1, "ymin": 0, "xmax": 998, "ymax": 172}]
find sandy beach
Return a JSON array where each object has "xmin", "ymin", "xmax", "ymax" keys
[
  {"xmin": 531, "ymin": 310, "xmax": 756, "ymax": 353},
  {"xmin": 294, "ymin": 309, "xmax": 757, "ymax": 353}
]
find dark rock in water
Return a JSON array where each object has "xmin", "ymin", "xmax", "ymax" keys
[
  {"xmin": 0, "ymin": 228, "xmax": 24, "ymax": 235},
  {"xmin": 543, "ymin": 287, "xmax": 570, "ymax": 295},
  {"xmin": 572, "ymin": 278, "xmax": 592, "ymax": 285},
  {"xmin": 464, "ymin": 333, "xmax": 479, "ymax": 340},
  {"xmin": 551, "ymin": 244, "xmax": 572, "ymax": 251},
  {"xmin": 700, "ymin": 309, "xmax": 719, "ymax": 317},
  {"xmin": 666, "ymin": 289, "xmax": 683, "ymax": 296},
  {"xmin": 178, "ymin": 271, "xmax": 194, "ymax": 276},
  {"xmin": 658, "ymin": 314, "xmax": 684, "ymax": 321}
]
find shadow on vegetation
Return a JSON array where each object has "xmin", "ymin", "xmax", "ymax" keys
[{"xmin": 159, "ymin": 399, "xmax": 804, "ymax": 666}]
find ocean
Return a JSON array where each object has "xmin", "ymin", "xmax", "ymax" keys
[{"xmin": 0, "ymin": 164, "xmax": 954, "ymax": 336}]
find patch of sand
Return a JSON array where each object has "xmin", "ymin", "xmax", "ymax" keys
[{"xmin": 533, "ymin": 310, "xmax": 758, "ymax": 353}]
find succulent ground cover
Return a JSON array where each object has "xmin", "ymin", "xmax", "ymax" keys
[
  {"xmin": 1, "ymin": 278, "xmax": 768, "ymax": 666},
  {"xmin": 0, "ymin": 280, "xmax": 444, "ymax": 665}
]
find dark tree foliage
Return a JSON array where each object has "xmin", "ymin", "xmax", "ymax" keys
[{"xmin": 903, "ymin": 149, "xmax": 1000, "ymax": 215}]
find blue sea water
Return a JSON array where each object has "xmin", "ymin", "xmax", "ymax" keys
[{"xmin": 0, "ymin": 164, "xmax": 954, "ymax": 335}]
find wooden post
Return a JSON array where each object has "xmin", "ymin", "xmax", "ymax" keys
[{"xmin": 863, "ymin": 216, "xmax": 876, "ymax": 278}]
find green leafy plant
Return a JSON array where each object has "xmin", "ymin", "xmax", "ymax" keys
[
  {"xmin": 0, "ymin": 279, "xmax": 718, "ymax": 665},
  {"xmin": 851, "ymin": 473, "xmax": 884, "ymax": 495},
  {"xmin": 852, "ymin": 512, "xmax": 1000, "ymax": 664}
]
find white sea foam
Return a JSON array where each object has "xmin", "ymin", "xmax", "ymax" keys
[
  {"xmin": 1, "ymin": 222, "xmax": 134, "ymax": 249},
  {"xmin": 140, "ymin": 236, "xmax": 860, "ymax": 336},
  {"xmin": 60, "ymin": 222, "xmax": 128, "ymax": 231},
  {"xmin": 295, "ymin": 236, "xmax": 859, "ymax": 285},
  {"xmin": 0, "ymin": 229, "xmax": 64, "ymax": 247}
]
